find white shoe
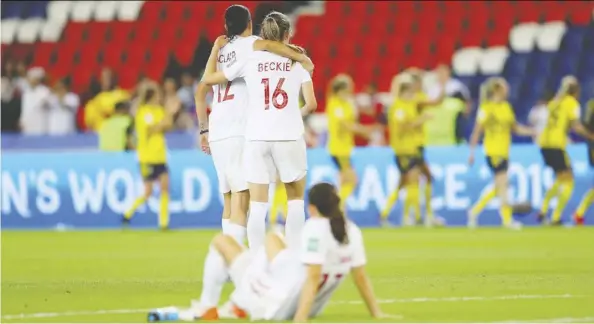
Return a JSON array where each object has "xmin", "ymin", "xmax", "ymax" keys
[
  {"xmin": 425, "ymin": 215, "xmax": 446, "ymax": 228},
  {"xmin": 467, "ymin": 211, "xmax": 478, "ymax": 229},
  {"xmin": 505, "ymin": 220, "xmax": 523, "ymax": 231}
]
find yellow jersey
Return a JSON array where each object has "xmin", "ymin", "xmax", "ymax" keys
[
  {"xmin": 327, "ymin": 95, "xmax": 356, "ymax": 157},
  {"xmin": 84, "ymin": 89, "xmax": 130, "ymax": 131},
  {"xmin": 135, "ymin": 104, "xmax": 168, "ymax": 164},
  {"xmin": 477, "ymin": 101, "xmax": 516, "ymax": 158},
  {"xmin": 414, "ymin": 91, "xmax": 429, "ymax": 148},
  {"xmin": 539, "ymin": 95, "xmax": 581, "ymax": 149},
  {"xmin": 388, "ymin": 98, "xmax": 419, "ymax": 155}
]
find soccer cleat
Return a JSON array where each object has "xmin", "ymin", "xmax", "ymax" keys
[
  {"xmin": 504, "ymin": 220, "xmax": 523, "ymax": 231},
  {"xmin": 217, "ymin": 301, "xmax": 247, "ymax": 319},
  {"xmin": 466, "ymin": 211, "xmax": 477, "ymax": 229},
  {"xmin": 189, "ymin": 300, "xmax": 219, "ymax": 320},
  {"xmin": 535, "ymin": 212, "xmax": 549, "ymax": 225},
  {"xmin": 147, "ymin": 306, "xmax": 185, "ymax": 322},
  {"xmin": 121, "ymin": 216, "xmax": 130, "ymax": 226},
  {"xmin": 573, "ymin": 213, "xmax": 585, "ymax": 226},
  {"xmin": 550, "ymin": 220, "xmax": 563, "ymax": 227},
  {"xmin": 380, "ymin": 218, "xmax": 395, "ymax": 228},
  {"xmin": 426, "ymin": 215, "xmax": 446, "ymax": 228}
]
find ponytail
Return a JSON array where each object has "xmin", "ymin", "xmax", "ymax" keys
[
  {"xmin": 224, "ymin": 5, "xmax": 251, "ymax": 41},
  {"xmin": 261, "ymin": 11, "xmax": 292, "ymax": 42},
  {"xmin": 308, "ymin": 182, "xmax": 349, "ymax": 245},
  {"xmin": 328, "ymin": 206, "xmax": 348, "ymax": 244}
]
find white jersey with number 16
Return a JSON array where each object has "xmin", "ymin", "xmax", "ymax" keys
[
  {"xmin": 208, "ymin": 36, "xmax": 258, "ymax": 142},
  {"xmin": 223, "ymin": 51, "xmax": 311, "ymax": 141}
]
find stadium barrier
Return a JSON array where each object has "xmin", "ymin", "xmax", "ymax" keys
[{"xmin": 1, "ymin": 145, "xmax": 592, "ymax": 229}]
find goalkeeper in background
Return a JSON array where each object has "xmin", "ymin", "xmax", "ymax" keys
[{"xmin": 574, "ymin": 99, "xmax": 594, "ymax": 224}]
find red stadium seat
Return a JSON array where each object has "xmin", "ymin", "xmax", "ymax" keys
[
  {"xmin": 62, "ymin": 22, "xmax": 88, "ymax": 43},
  {"xmin": 32, "ymin": 42, "xmax": 56, "ymax": 67},
  {"xmin": 102, "ymin": 45, "xmax": 124, "ymax": 69},
  {"xmin": 174, "ymin": 42, "xmax": 196, "ymax": 66},
  {"xmin": 118, "ymin": 68, "xmax": 141, "ymax": 90},
  {"xmin": 71, "ymin": 67, "xmax": 97, "ymax": 93},
  {"xmin": 131, "ymin": 21, "xmax": 158, "ymax": 44},
  {"xmin": 87, "ymin": 22, "xmax": 110, "ymax": 44},
  {"xmin": 108, "ymin": 21, "xmax": 134, "ymax": 46},
  {"xmin": 569, "ymin": 4, "xmax": 594, "ymax": 25},
  {"xmin": 140, "ymin": 1, "xmax": 165, "ymax": 21}
]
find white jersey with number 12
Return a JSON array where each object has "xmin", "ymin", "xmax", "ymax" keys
[
  {"xmin": 207, "ymin": 35, "xmax": 258, "ymax": 142},
  {"xmin": 223, "ymin": 51, "xmax": 311, "ymax": 141}
]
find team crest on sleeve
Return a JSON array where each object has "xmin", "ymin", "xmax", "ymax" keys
[{"xmin": 307, "ymin": 237, "xmax": 320, "ymax": 252}]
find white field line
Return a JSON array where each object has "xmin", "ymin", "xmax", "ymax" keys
[
  {"xmin": 494, "ymin": 317, "xmax": 594, "ymax": 323},
  {"xmin": 1, "ymin": 294, "xmax": 585, "ymax": 320}
]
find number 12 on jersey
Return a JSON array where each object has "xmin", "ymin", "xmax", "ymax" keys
[
  {"xmin": 217, "ymin": 81, "xmax": 234, "ymax": 103},
  {"xmin": 261, "ymin": 78, "xmax": 288, "ymax": 110}
]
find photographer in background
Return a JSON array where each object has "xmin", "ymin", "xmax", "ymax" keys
[
  {"xmin": 98, "ymin": 101, "xmax": 134, "ymax": 152},
  {"xmin": 20, "ymin": 67, "xmax": 51, "ymax": 135},
  {"xmin": 47, "ymin": 78, "xmax": 80, "ymax": 135}
]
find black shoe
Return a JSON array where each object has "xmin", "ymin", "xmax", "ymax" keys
[
  {"xmin": 121, "ymin": 216, "xmax": 130, "ymax": 226},
  {"xmin": 550, "ymin": 220, "xmax": 563, "ymax": 226},
  {"xmin": 535, "ymin": 212, "xmax": 547, "ymax": 224}
]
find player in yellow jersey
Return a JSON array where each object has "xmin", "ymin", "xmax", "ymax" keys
[
  {"xmin": 123, "ymin": 82, "xmax": 174, "ymax": 230},
  {"xmin": 381, "ymin": 69, "xmax": 446, "ymax": 226},
  {"xmin": 537, "ymin": 76, "xmax": 594, "ymax": 225},
  {"xmin": 384, "ymin": 73, "xmax": 432, "ymax": 226},
  {"xmin": 573, "ymin": 99, "xmax": 594, "ymax": 225},
  {"xmin": 467, "ymin": 77, "xmax": 534, "ymax": 229},
  {"xmin": 326, "ymin": 74, "xmax": 377, "ymax": 209}
]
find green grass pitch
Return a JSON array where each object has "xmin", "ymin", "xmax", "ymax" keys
[{"xmin": 2, "ymin": 227, "xmax": 594, "ymax": 323}]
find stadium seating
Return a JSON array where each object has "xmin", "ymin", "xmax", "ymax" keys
[{"xmin": 1, "ymin": 0, "xmax": 593, "ymax": 118}]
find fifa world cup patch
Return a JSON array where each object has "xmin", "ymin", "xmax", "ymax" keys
[{"xmin": 307, "ymin": 237, "xmax": 320, "ymax": 252}]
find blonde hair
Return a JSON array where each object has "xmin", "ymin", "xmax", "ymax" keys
[
  {"xmin": 260, "ymin": 11, "xmax": 291, "ymax": 42},
  {"xmin": 555, "ymin": 75, "xmax": 580, "ymax": 99},
  {"xmin": 479, "ymin": 77, "xmax": 507, "ymax": 103},
  {"xmin": 391, "ymin": 73, "xmax": 413, "ymax": 98}
]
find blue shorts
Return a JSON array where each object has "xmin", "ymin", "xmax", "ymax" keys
[
  {"xmin": 486, "ymin": 156, "xmax": 509, "ymax": 174},
  {"xmin": 140, "ymin": 163, "xmax": 168, "ymax": 181},
  {"xmin": 394, "ymin": 154, "xmax": 421, "ymax": 174}
]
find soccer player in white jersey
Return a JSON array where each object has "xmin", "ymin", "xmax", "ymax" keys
[
  {"xmin": 201, "ymin": 11, "xmax": 317, "ymax": 253},
  {"xmin": 195, "ymin": 5, "xmax": 314, "ymax": 247},
  {"xmin": 148, "ymin": 183, "xmax": 384, "ymax": 322}
]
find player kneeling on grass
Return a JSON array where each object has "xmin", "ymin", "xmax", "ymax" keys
[{"xmin": 148, "ymin": 183, "xmax": 386, "ymax": 322}]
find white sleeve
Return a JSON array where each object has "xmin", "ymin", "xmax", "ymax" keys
[
  {"xmin": 222, "ymin": 38, "xmax": 257, "ymax": 81},
  {"xmin": 223, "ymin": 55, "xmax": 248, "ymax": 81},
  {"xmin": 64, "ymin": 93, "xmax": 80, "ymax": 109},
  {"xmin": 300, "ymin": 221, "xmax": 327, "ymax": 265},
  {"xmin": 296, "ymin": 63, "xmax": 311, "ymax": 84},
  {"xmin": 348, "ymin": 224, "xmax": 367, "ymax": 268}
]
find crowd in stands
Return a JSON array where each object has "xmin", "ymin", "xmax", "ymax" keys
[{"xmin": 5, "ymin": 56, "xmax": 585, "ymax": 149}]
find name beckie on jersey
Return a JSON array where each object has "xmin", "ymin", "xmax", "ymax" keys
[{"xmin": 258, "ymin": 60, "xmax": 292, "ymax": 72}]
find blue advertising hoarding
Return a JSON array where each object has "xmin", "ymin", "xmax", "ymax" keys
[{"xmin": 1, "ymin": 145, "xmax": 592, "ymax": 229}]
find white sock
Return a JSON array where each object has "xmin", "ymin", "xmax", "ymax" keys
[
  {"xmin": 227, "ymin": 223, "xmax": 246, "ymax": 245},
  {"xmin": 221, "ymin": 218, "xmax": 230, "ymax": 233},
  {"xmin": 199, "ymin": 245, "xmax": 228, "ymax": 308},
  {"xmin": 247, "ymin": 201, "xmax": 268, "ymax": 251},
  {"xmin": 285, "ymin": 200, "xmax": 305, "ymax": 250}
]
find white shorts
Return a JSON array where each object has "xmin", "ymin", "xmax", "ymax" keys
[
  {"xmin": 229, "ymin": 248, "xmax": 304, "ymax": 321},
  {"xmin": 210, "ymin": 137, "xmax": 248, "ymax": 193},
  {"xmin": 243, "ymin": 138, "xmax": 307, "ymax": 185}
]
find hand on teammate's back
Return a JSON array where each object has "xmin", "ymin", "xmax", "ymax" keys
[{"xmin": 214, "ymin": 35, "xmax": 229, "ymax": 50}]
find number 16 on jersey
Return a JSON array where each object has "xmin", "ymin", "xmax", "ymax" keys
[{"xmin": 261, "ymin": 78, "xmax": 288, "ymax": 110}]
